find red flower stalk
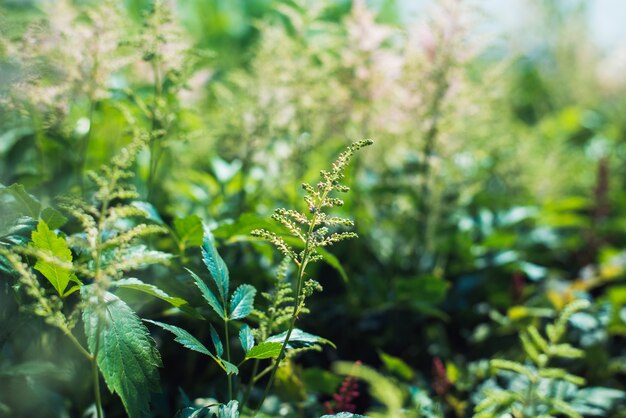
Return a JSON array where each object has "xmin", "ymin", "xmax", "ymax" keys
[
  {"xmin": 324, "ymin": 361, "xmax": 362, "ymax": 414},
  {"xmin": 432, "ymin": 356, "xmax": 451, "ymax": 397},
  {"xmin": 512, "ymin": 271, "xmax": 525, "ymax": 304}
]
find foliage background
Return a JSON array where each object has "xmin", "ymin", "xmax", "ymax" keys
[{"xmin": 2, "ymin": 0, "xmax": 626, "ymax": 416}]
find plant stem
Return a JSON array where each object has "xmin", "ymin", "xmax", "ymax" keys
[
  {"xmin": 225, "ymin": 319, "xmax": 233, "ymax": 400},
  {"xmin": 241, "ymin": 358, "xmax": 260, "ymax": 407},
  {"xmin": 92, "ymin": 317, "xmax": 103, "ymax": 418},
  {"xmin": 64, "ymin": 330, "xmax": 93, "ymax": 361},
  {"xmin": 252, "ymin": 189, "xmax": 326, "ymax": 415}
]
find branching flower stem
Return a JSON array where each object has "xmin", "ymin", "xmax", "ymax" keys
[{"xmin": 253, "ymin": 176, "xmax": 334, "ymax": 414}]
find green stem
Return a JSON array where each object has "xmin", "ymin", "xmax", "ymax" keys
[
  {"xmin": 92, "ymin": 317, "xmax": 103, "ymax": 418},
  {"xmin": 253, "ymin": 189, "xmax": 326, "ymax": 415},
  {"xmin": 241, "ymin": 358, "xmax": 260, "ymax": 408},
  {"xmin": 64, "ymin": 330, "xmax": 93, "ymax": 361},
  {"xmin": 225, "ymin": 319, "xmax": 233, "ymax": 400}
]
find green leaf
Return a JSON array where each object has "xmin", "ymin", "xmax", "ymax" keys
[
  {"xmin": 31, "ymin": 220, "xmax": 77, "ymax": 296},
  {"xmin": 4, "ymin": 183, "xmax": 40, "ymax": 218},
  {"xmin": 490, "ymin": 359, "xmax": 534, "ymax": 379},
  {"xmin": 210, "ymin": 324, "xmax": 223, "ymax": 357},
  {"xmin": 321, "ymin": 414, "xmax": 368, "ymax": 418},
  {"xmin": 0, "ymin": 361, "xmax": 61, "ymax": 378},
  {"xmin": 222, "ymin": 360, "xmax": 239, "ymax": 376},
  {"xmin": 245, "ymin": 342, "xmax": 283, "ymax": 359},
  {"xmin": 143, "ymin": 319, "xmax": 211, "ymax": 356},
  {"xmin": 131, "ymin": 201, "xmax": 164, "ymax": 224},
  {"xmin": 379, "ymin": 351, "xmax": 415, "ymax": 381},
  {"xmin": 239, "ymin": 324, "xmax": 254, "ymax": 353},
  {"xmin": 113, "ymin": 278, "xmax": 188, "ymax": 307},
  {"xmin": 82, "ymin": 288, "xmax": 161, "ymax": 418},
  {"xmin": 39, "ymin": 207, "xmax": 67, "ymax": 229},
  {"xmin": 218, "ymin": 400, "xmax": 239, "ymax": 418},
  {"xmin": 174, "ymin": 215, "xmax": 203, "ymax": 248},
  {"xmin": 316, "ymin": 247, "xmax": 349, "ymax": 283},
  {"xmin": 186, "ymin": 268, "xmax": 225, "ymax": 319},
  {"xmin": 144, "ymin": 319, "xmax": 236, "ymax": 374},
  {"xmin": 301, "ymin": 368, "xmax": 344, "ymax": 395},
  {"xmin": 266, "ymin": 328, "xmax": 336, "ymax": 349},
  {"xmin": 201, "ymin": 227, "xmax": 229, "ymax": 303},
  {"xmin": 229, "ymin": 284, "xmax": 256, "ymax": 320}
]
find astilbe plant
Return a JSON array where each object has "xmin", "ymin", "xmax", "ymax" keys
[
  {"xmin": 0, "ymin": 136, "xmax": 189, "ymax": 418},
  {"xmin": 145, "ymin": 140, "xmax": 371, "ymax": 417},
  {"xmin": 474, "ymin": 299, "xmax": 625, "ymax": 418},
  {"xmin": 250, "ymin": 139, "xmax": 372, "ymax": 412}
]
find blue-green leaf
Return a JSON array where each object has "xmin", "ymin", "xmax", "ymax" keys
[
  {"xmin": 144, "ymin": 320, "xmax": 236, "ymax": 375},
  {"xmin": 266, "ymin": 328, "xmax": 336, "ymax": 349},
  {"xmin": 82, "ymin": 287, "xmax": 161, "ymax": 418},
  {"xmin": 245, "ymin": 342, "xmax": 282, "ymax": 359},
  {"xmin": 239, "ymin": 324, "xmax": 254, "ymax": 353},
  {"xmin": 229, "ymin": 284, "xmax": 256, "ymax": 320},
  {"xmin": 209, "ymin": 324, "xmax": 223, "ymax": 358},
  {"xmin": 131, "ymin": 201, "xmax": 164, "ymax": 224},
  {"xmin": 186, "ymin": 268, "xmax": 225, "ymax": 319},
  {"xmin": 222, "ymin": 360, "xmax": 239, "ymax": 376},
  {"xmin": 113, "ymin": 278, "xmax": 188, "ymax": 307},
  {"xmin": 201, "ymin": 227, "xmax": 229, "ymax": 302},
  {"xmin": 143, "ymin": 319, "xmax": 211, "ymax": 356},
  {"xmin": 218, "ymin": 400, "xmax": 239, "ymax": 418}
]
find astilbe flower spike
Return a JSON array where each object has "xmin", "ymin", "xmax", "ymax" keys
[{"xmin": 324, "ymin": 360, "xmax": 362, "ymax": 414}]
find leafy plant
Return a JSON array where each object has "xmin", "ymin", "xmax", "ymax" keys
[
  {"xmin": 475, "ymin": 299, "xmax": 625, "ymax": 417},
  {"xmin": 1, "ymin": 136, "xmax": 187, "ymax": 417}
]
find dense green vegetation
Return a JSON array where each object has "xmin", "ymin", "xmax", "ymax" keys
[{"xmin": 1, "ymin": 0, "xmax": 626, "ymax": 417}]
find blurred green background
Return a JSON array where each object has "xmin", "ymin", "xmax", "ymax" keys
[{"xmin": 2, "ymin": 0, "xmax": 626, "ymax": 416}]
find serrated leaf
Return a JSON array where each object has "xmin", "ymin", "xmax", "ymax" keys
[
  {"xmin": 174, "ymin": 215, "xmax": 203, "ymax": 247},
  {"xmin": 82, "ymin": 288, "xmax": 161, "ymax": 418},
  {"xmin": 239, "ymin": 324, "xmax": 254, "ymax": 353},
  {"xmin": 186, "ymin": 268, "xmax": 225, "ymax": 319},
  {"xmin": 113, "ymin": 278, "xmax": 188, "ymax": 307},
  {"xmin": 201, "ymin": 227, "xmax": 229, "ymax": 303},
  {"xmin": 229, "ymin": 284, "xmax": 256, "ymax": 320},
  {"xmin": 177, "ymin": 406, "xmax": 213, "ymax": 418},
  {"xmin": 222, "ymin": 360, "xmax": 238, "ymax": 376},
  {"xmin": 245, "ymin": 342, "xmax": 282, "ymax": 359},
  {"xmin": 218, "ymin": 400, "xmax": 239, "ymax": 418},
  {"xmin": 40, "ymin": 207, "xmax": 67, "ymax": 229},
  {"xmin": 31, "ymin": 220, "xmax": 77, "ymax": 295},
  {"xmin": 143, "ymin": 319, "xmax": 211, "ymax": 356},
  {"xmin": 143, "ymin": 319, "xmax": 236, "ymax": 375},
  {"xmin": 266, "ymin": 328, "xmax": 336, "ymax": 349},
  {"xmin": 210, "ymin": 324, "xmax": 223, "ymax": 357}
]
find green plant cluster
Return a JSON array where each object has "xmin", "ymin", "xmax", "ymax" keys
[{"xmin": 2, "ymin": 0, "xmax": 626, "ymax": 417}]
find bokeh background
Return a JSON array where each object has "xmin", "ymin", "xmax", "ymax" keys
[{"xmin": 2, "ymin": 0, "xmax": 626, "ymax": 416}]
